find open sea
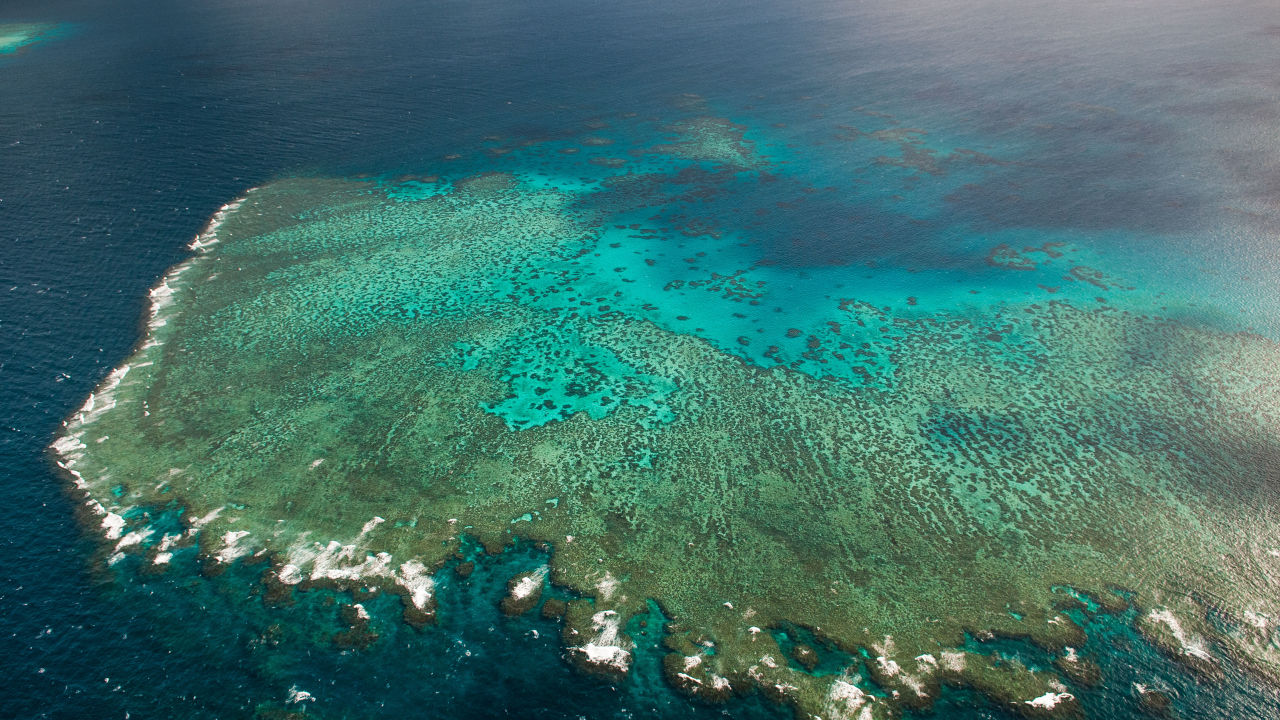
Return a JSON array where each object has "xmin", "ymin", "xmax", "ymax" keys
[{"xmin": 5, "ymin": 0, "xmax": 1280, "ymax": 718}]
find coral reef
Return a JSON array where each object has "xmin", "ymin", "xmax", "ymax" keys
[{"xmin": 52, "ymin": 108, "xmax": 1280, "ymax": 717}]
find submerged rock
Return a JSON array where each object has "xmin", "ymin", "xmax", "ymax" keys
[{"xmin": 790, "ymin": 643, "xmax": 819, "ymax": 671}]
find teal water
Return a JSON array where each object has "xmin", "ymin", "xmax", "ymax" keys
[{"xmin": 5, "ymin": 0, "xmax": 1280, "ymax": 718}]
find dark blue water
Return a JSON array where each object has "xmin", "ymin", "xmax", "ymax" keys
[{"xmin": 4, "ymin": 0, "xmax": 1280, "ymax": 717}]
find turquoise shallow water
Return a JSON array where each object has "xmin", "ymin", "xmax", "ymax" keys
[{"xmin": 6, "ymin": 0, "xmax": 1280, "ymax": 717}]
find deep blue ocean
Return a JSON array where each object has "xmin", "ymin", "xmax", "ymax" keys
[{"xmin": 5, "ymin": 0, "xmax": 1280, "ymax": 718}]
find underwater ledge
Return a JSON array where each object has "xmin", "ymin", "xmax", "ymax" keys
[{"xmin": 48, "ymin": 108, "xmax": 1280, "ymax": 718}]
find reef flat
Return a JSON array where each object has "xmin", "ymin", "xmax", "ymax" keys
[{"xmin": 53, "ymin": 103, "xmax": 1280, "ymax": 718}]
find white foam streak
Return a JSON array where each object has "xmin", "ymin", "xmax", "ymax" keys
[
  {"xmin": 275, "ymin": 536, "xmax": 438, "ymax": 615},
  {"xmin": 101, "ymin": 511, "xmax": 126, "ymax": 540},
  {"xmin": 188, "ymin": 192, "xmax": 255, "ymax": 252},
  {"xmin": 1025, "ymin": 692, "xmax": 1074, "ymax": 709},
  {"xmin": 595, "ymin": 571, "xmax": 619, "ymax": 601},
  {"xmin": 576, "ymin": 609, "xmax": 633, "ymax": 672},
  {"xmin": 1148, "ymin": 608, "xmax": 1213, "ymax": 661},
  {"xmin": 512, "ymin": 566, "xmax": 548, "ymax": 600},
  {"xmin": 216, "ymin": 530, "xmax": 252, "ymax": 563},
  {"xmin": 114, "ymin": 528, "xmax": 152, "ymax": 552},
  {"xmin": 395, "ymin": 560, "xmax": 436, "ymax": 610},
  {"xmin": 825, "ymin": 675, "xmax": 876, "ymax": 720}
]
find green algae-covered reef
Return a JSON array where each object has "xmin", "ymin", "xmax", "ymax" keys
[{"xmin": 52, "ymin": 109, "xmax": 1280, "ymax": 718}]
